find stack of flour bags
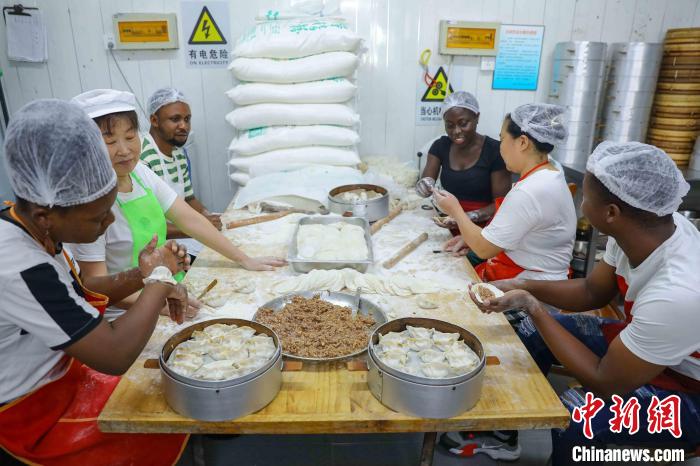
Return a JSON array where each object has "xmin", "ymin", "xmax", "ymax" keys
[{"xmin": 226, "ymin": 18, "xmax": 362, "ymax": 187}]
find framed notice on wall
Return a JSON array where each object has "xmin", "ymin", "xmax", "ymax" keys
[{"xmin": 492, "ymin": 24, "xmax": 545, "ymax": 91}]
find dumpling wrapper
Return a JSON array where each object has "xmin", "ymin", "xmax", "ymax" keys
[
  {"xmin": 380, "ymin": 349, "xmax": 408, "ymax": 369},
  {"xmin": 432, "ymin": 331, "xmax": 460, "ymax": 350},
  {"xmin": 408, "ymin": 337, "xmax": 433, "ymax": 352},
  {"xmin": 472, "ymin": 283, "xmax": 505, "ymax": 304}
]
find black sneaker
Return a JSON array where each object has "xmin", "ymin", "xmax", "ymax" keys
[{"xmin": 440, "ymin": 430, "xmax": 522, "ymax": 461}]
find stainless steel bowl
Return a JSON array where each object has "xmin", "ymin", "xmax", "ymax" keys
[
  {"xmin": 328, "ymin": 184, "xmax": 390, "ymax": 222},
  {"xmin": 159, "ymin": 318, "xmax": 283, "ymax": 421},
  {"xmin": 254, "ymin": 290, "xmax": 388, "ymax": 362},
  {"xmin": 366, "ymin": 317, "xmax": 485, "ymax": 418}
]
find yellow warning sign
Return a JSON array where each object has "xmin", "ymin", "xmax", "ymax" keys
[
  {"xmin": 188, "ymin": 6, "xmax": 227, "ymax": 44},
  {"xmin": 118, "ymin": 21, "xmax": 170, "ymax": 43},
  {"xmin": 421, "ymin": 67, "xmax": 454, "ymax": 102}
]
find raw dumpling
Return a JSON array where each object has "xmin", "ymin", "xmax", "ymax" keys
[
  {"xmin": 195, "ymin": 360, "xmax": 240, "ymax": 380},
  {"xmin": 417, "ymin": 298, "xmax": 439, "ymax": 309},
  {"xmin": 380, "ymin": 349, "xmax": 408, "ymax": 369},
  {"xmin": 203, "ymin": 323, "xmax": 233, "ymax": 338},
  {"xmin": 379, "ymin": 332, "xmax": 408, "ymax": 346},
  {"xmin": 209, "ymin": 346, "xmax": 249, "ymax": 362},
  {"xmin": 406, "ymin": 326, "xmax": 432, "ymax": 340},
  {"xmin": 408, "ymin": 337, "xmax": 433, "ymax": 352},
  {"xmin": 432, "ymin": 331, "xmax": 460, "ymax": 350},
  {"xmin": 231, "ymin": 326, "xmax": 257, "ymax": 339},
  {"xmin": 418, "ymin": 348, "xmax": 445, "ymax": 363},
  {"xmin": 421, "ymin": 361, "xmax": 450, "ymax": 378},
  {"xmin": 236, "ymin": 357, "xmax": 270, "ymax": 375}
]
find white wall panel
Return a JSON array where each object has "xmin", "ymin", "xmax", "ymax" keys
[{"xmin": 1, "ymin": 0, "xmax": 699, "ymax": 209}]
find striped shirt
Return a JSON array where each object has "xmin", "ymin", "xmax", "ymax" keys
[{"xmin": 140, "ymin": 133, "xmax": 194, "ymax": 199}]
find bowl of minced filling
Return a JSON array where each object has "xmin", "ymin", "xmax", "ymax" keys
[{"xmin": 254, "ymin": 292, "xmax": 387, "ymax": 361}]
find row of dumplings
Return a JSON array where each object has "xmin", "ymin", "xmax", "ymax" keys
[
  {"xmin": 167, "ymin": 323, "xmax": 277, "ymax": 381},
  {"xmin": 375, "ymin": 326, "xmax": 480, "ymax": 379}
]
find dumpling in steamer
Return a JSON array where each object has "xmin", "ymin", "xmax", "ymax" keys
[
  {"xmin": 380, "ymin": 349, "xmax": 408, "ymax": 369},
  {"xmin": 231, "ymin": 326, "xmax": 257, "ymax": 339},
  {"xmin": 421, "ymin": 361, "xmax": 450, "ymax": 378},
  {"xmin": 406, "ymin": 325, "xmax": 432, "ymax": 340},
  {"xmin": 418, "ymin": 348, "xmax": 445, "ymax": 363},
  {"xmin": 408, "ymin": 337, "xmax": 433, "ymax": 352},
  {"xmin": 432, "ymin": 331, "xmax": 460, "ymax": 351},
  {"xmin": 209, "ymin": 346, "xmax": 249, "ymax": 362},
  {"xmin": 194, "ymin": 360, "xmax": 240, "ymax": 380}
]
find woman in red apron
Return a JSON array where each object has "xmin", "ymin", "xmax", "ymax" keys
[
  {"xmin": 433, "ymin": 103, "xmax": 575, "ymax": 282},
  {"xmin": 1, "ymin": 100, "xmax": 189, "ymax": 465},
  {"xmin": 415, "ymin": 91, "xmax": 511, "ymax": 231}
]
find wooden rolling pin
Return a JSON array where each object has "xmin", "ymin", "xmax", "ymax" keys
[
  {"xmin": 225, "ymin": 211, "xmax": 291, "ymax": 229},
  {"xmin": 370, "ymin": 206, "xmax": 403, "ymax": 234},
  {"xmin": 382, "ymin": 232, "xmax": 428, "ymax": 269}
]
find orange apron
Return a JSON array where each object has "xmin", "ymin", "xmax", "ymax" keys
[
  {"xmin": 0, "ymin": 206, "xmax": 188, "ymax": 465},
  {"xmin": 601, "ymin": 275, "xmax": 700, "ymax": 394},
  {"xmin": 475, "ymin": 161, "xmax": 550, "ymax": 281}
]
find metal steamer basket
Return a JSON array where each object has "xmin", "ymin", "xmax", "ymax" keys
[
  {"xmin": 328, "ymin": 184, "xmax": 390, "ymax": 222},
  {"xmin": 287, "ymin": 216, "xmax": 374, "ymax": 273},
  {"xmin": 159, "ymin": 318, "xmax": 283, "ymax": 421},
  {"xmin": 254, "ymin": 290, "xmax": 388, "ymax": 362},
  {"xmin": 367, "ymin": 318, "xmax": 485, "ymax": 419}
]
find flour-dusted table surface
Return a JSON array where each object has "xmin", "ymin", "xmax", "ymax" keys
[{"xmin": 98, "ymin": 202, "xmax": 569, "ymax": 436}]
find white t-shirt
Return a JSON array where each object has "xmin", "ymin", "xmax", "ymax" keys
[
  {"xmin": 481, "ymin": 168, "xmax": 576, "ymax": 280},
  {"xmin": 604, "ymin": 213, "xmax": 700, "ymax": 383},
  {"xmin": 0, "ymin": 212, "xmax": 102, "ymax": 403},
  {"xmin": 69, "ymin": 163, "xmax": 177, "ymax": 274}
]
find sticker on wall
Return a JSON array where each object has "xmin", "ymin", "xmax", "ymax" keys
[
  {"xmin": 416, "ymin": 66, "xmax": 455, "ymax": 126},
  {"xmin": 181, "ymin": 1, "xmax": 231, "ymax": 68}
]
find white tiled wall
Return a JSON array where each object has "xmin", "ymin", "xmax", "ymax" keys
[{"xmin": 1, "ymin": 0, "xmax": 699, "ymax": 210}]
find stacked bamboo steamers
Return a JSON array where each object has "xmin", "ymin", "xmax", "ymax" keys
[
  {"xmin": 549, "ymin": 42, "xmax": 607, "ymax": 166},
  {"xmin": 597, "ymin": 43, "xmax": 663, "ymax": 144},
  {"xmin": 647, "ymin": 27, "xmax": 700, "ymax": 168}
]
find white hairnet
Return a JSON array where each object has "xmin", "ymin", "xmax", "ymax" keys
[
  {"xmin": 3, "ymin": 99, "xmax": 117, "ymax": 208},
  {"xmin": 511, "ymin": 103, "xmax": 568, "ymax": 147},
  {"xmin": 442, "ymin": 91, "xmax": 479, "ymax": 115},
  {"xmin": 147, "ymin": 87, "xmax": 188, "ymax": 116},
  {"xmin": 71, "ymin": 89, "xmax": 136, "ymax": 119},
  {"xmin": 587, "ymin": 141, "xmax": 690, "ymax": 216}
]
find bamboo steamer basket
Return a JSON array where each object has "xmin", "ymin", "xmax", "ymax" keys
[
  {"xmin": 661, "ymin": 56, "xmax": 700, "ymax": 68},
  {"xmin": 657, "ymin": 82, "xmax": 700, "ymax": 93},
  {"xmin": 663, "ymin": 43, "xmax": 700, "ymax": 55},
  {"xmin": 649, "ymin": 116, "xmax": 700, "ymax": 130},
  {"xmin": 651, "ymin": 107, "xmax": 700, "ymax": 118},
  {"xmin": 647, "ymin": 127, "xmax": 699, "ymax": 142},
  {"xmin": 647, "ymin": 138, "xmax": 695, "ymax": 152},
  {"xmin": 665, "ymin": 28, "xmax": 700, "ymax": 39},
  {"xmin": 653, "ymin": 94, "xmax": 700, "ymax": 107}
]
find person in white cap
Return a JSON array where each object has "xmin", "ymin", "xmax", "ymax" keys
[
  {"xmin": 416, "ymin": 91, "xmax": 511, "ymax": 242},
  {"xmin": 68, "ymin": 89, "xmax": 285, "ymax": 314},
  {"xmin": 464, "ymin": 141, "xmax": 700, "ymax": 464},
  {"xmin": 0, "ymin": 99, "xmax": 190, "ymax": 465},
  {"xmin": 434, "ymin": 103, "xmax": 577, "ymax": 284},
  {"xmin": 140, "ymin": 88, "xmax": 218, "ymax": 258}
]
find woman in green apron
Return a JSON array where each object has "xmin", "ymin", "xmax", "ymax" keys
[{"xmin": 68, "ymin": 89, "xmax": 285, "ymax": 312}]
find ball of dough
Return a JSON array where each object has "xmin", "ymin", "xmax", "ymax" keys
[{"xmin": 417, "ymin": 298, "xmax": 439, "ymax": 309}]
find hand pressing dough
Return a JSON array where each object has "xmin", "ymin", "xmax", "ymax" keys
[{"xmin": 417, "ymin": 298, "xmax": 439, "ymax": 309}]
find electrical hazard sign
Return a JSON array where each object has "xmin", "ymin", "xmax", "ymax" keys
[
  {"xmin": 181, "ymin": 1, "xmax": 231, "ymax": 68},
  {"xmin": 188, "ymin": 6, "xmax": 226, "ymax": 44}
]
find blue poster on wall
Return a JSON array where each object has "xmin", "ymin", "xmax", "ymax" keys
[{"xmin": 492, "ymin": 24, "xmax": 545, "ymax": 91}]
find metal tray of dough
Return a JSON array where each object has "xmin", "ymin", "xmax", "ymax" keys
[
  {"xmin": 253, "ymin": 291, "xmax": 387, "ymax": 362},
  {"xmin": 287, "ymin": 216, "xmax": 374, "ymax": 273}
]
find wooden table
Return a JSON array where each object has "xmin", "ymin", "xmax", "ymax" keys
[{"xmin": 98, "ymin": 206, "xmax": 569, "ymax": 464}]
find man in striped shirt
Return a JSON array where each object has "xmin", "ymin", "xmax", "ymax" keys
[{"xmin": 140, "ymin": 88, "xmax": 222, "ymax": 245}]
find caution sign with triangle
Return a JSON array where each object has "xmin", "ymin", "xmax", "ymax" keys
[
  {"xmin": 188, "ymin": 6, "xmax": 227, "ymax": 44},
  {"xmin": 421, "ymin": 66, "xmax": 454, "ymax": 102}
]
